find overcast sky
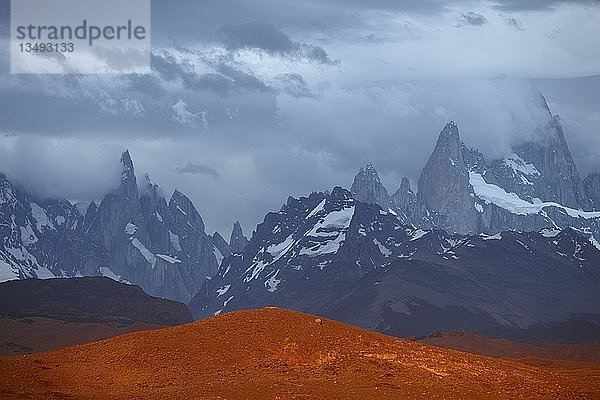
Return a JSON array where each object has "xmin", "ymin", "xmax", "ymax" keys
[{"xmin": 1, "ymin": 0, "xmax": 599, "ymax": 236}]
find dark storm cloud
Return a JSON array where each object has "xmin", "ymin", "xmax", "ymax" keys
[
  {"xmin": 217, "ymin": 22, "xmax": 295, "ymax": 53},
  {"xmin": 215, "ymin": 22, "xmax": 335, "ymax": 64},
  {"xmin": 149, "ymin": 52, "xmax": 274, "ymax": 94},
  {"xmin": 461, "ymin": 12, "xmax": 488, "ymax": 26},
  {"xmin": 0, "ymin": 0, "xmax": 599, "ymax": 235},
  {"xmin": 148, "ymin": 0, "xmax": 455, "ymax": 43},
  {"xmin": 323, "ymin": 0, "xmax": 447, "ymax": 12},
  {"xmin": 175, "ymin": 162, "xmax": 220, "ymax": 177},
  {"xmin": 492, "ymin": 0, "xmax": 600, "ymax": 11},
  {"xmin": 0, "ymin": 46, "xmax": 280, "ymax": 139},
  {"xmin": 126, "ymin": 74, "xmax": 167, "ymax": 98}
]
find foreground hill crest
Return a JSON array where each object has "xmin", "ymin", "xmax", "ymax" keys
[{"xmin": 1, "ymin": 307, "xmax": 598, "ymax": 400}]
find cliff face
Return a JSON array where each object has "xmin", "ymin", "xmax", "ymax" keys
[
  {"xmin": 351, "ymin": 164, "xmax": 390, "ymax": 208},
  {"xmin": 0, "ymin": 151, "xmax": 220, "ymax": 303},
  {"xmin": 417, "ymin": 121, "xmax": 479, "ymax": 234}
]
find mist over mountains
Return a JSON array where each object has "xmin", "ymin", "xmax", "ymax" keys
[
  {"xmin": 2, "ymin": 0, "xmax": 600, "ymax": 235},
  {"xmin": 2, "ymin": 94, "xmax": 599, "ymax": 338}
]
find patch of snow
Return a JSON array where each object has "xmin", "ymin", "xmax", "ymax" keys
[
  {"xmin": 317, "ymin": 261, "xmax": 329, "ymax": 270},
  {"xmin": 388, "ymin": 208, "xmax": 398, "ymax": 216},
  {"xmin": 0, "ymin": 260, "xmax": 19, "ymax": 282},
  {"xmin": 306, "ymin": 199, "xmax": 326, "ymax": 219},
  {"xmin": 374, "ymin": 238, "xmax": 392, "ymax": 257},
  {"xmin": 540, "ymin": 228, "xmax": 561, "ymax": 238},
  {"xmin": 399, "ymin": 251, "xmax": 416, "ymax": 259},
  {"xmin": 358, "ymin": 227, "xmax": 367, "ymax": 236},
  {"xmin": 310, "ymin": 206, "xmax": 355, "ymax": 232},
  {"xmin": 299, "ymin": 206, "xmax": 355, "ymax": 257},
  {"xmin": 470, "ymin": 171, "xmax": 600, "ymax": 219},
  {"xmin": 266, "ymin": 235, "xmax": 295, "ymax": 261},
  {"xmin": 156, "ymin": 212, "xmax": 163, "ymax": 222},
  {"xmin": 99, "ymin": 266, "xmax": 122, "ymax": 281},
  {"xmin": 409, "ymin": 229, "xmax": 429, "ymax": 241},
  {"xmin": 131, "ymin": 238, "xmax": 157, "ymax": 267},
  {"xmin": 7, "ymin": 246, "xmax": 39, "ymax": 266},
  {"xmin": 223, "ymin": 295, "xmax": 234, "ymax": 308},
  {"xmin": 272, "ymin": 225, "xmax": 281, "ymax": 234},
  {"xmin": 449, "ymin": 158, "xmax": 455, "ymax": 166},
  {"xmin": 503, "ymin": 154, "xmax": 540, "ymax": 177},
  {"xmin": 214, "ymin": 247, "xmax": 224, "ymax": 266},
  {"xmin": 265, "ymin": 270, "xmax": 281, "ymax": 292},
  {"xmin": 176, "ymin": 205, "xmax": 187, "ymax": 216},
  {"xmin": 244, "ymin": 260, "xmax": 267, "ymax": 282},
  {"xmin": 590, "ymin": 236, "xmax": 600, "ymax": 251},
  {"xmin": 299, "ymin": 233, "xmax": 347, "ymax": 257},
  {"xmin": 55, "ymin": 215, "xmax": 66, "ymax": 225},
  {"xmin": 481, "ymin": 233, "xmax": 502, "ymax": 241},
  {"xmin": 156, "ymin": 254, "xmax": 181, "ymax": 264},
  {"xmin": 445, "ymin": 238, "xmax": 463, "ymax": 248},
  {"xmin": 125, "ymin": 223, "xmax": 138, "ymax": 235},
  {"xmin": 20, "ymin": 223, "xmax": 38, "ymax": 245},
  {"xmin": 35, "ymin": 266, "xmax": 55, "ymax": 279},
  {"xmin": 30, "ymin": 203, "xmax": 54, "ymax": 231},
  {"xmin": 474, "ymin": 202, "xmax": 484, "ymax": 213},
  {"xmin": 520, "ymin": 175, "xmax": 534, "ymax": 186},
  {"xmin": 169, "ymin": 231, "xmax": 182, "ymax": 252},
  {"xmin": 216, "ymin": 284, "xmax": 231, "ymax": 298}
]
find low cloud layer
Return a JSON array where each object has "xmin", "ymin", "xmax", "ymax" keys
[{"xmin": 0, "ymin": 0, "xmax": 599, "ymax": 235}]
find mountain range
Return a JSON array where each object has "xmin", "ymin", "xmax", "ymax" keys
[
  {"xmin": 1, "ymin": 94, "xmax": 599, "ymax": 339},
  {"xmin": 0, "ymin": 152, "xmax": 249, "ymax": 302}
]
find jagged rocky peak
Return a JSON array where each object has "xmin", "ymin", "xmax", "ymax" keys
[
  {"xmin": 418, "ymin": 121, "xmax": 479, "ymax": 234},
  {"xmin": 0, "ymin": 150, "xmax": 220, "ymax": 303},
  {"xmin": 140, "ymin": 174, "xmax": 167, "ymax": 206},
  {"xmin": 399, "ymin": 177, "xmax": 412, "ymax": 194},
  {"xmin": 508, "ymin": 94, "xmax": 590, "ymax": 210},
  {"xmin": 121, "ymin": 150, "xmax": 137, "ymax": 187},
  {"xmin": 139, "ymin": 174, "xmax": 170, "ymax": 251},
  {"xmin": 329, "ymin": 185, "xmax": 354, "ymax": 206},
  {"xmin": 82, "ymin": 201, "xmax": 98, "ymax": 230},
  {"xmin": 434, "ymin": 121, "xmax": 463, "ymax": 158},
  {"xmin": 584, "ymin": 173, "xmax": 600, "ymax": 209},
  {"xmin": 169, "ymin": 189, "xmax": 206, "ymax": 232},
  {"xmin": 230, "ymin": 221, "xmax": 249, "ymax": 253},
  {"xmin": 391, "ymin": 177, "xmax": 417, "ymax": 213},
  {"xmin": 212, "ymin": 231, "xmax": 232, "ymax": 257},
  {"xmin": 351, "ymin": 164, "xmax": 390, "ymax": 207}
]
